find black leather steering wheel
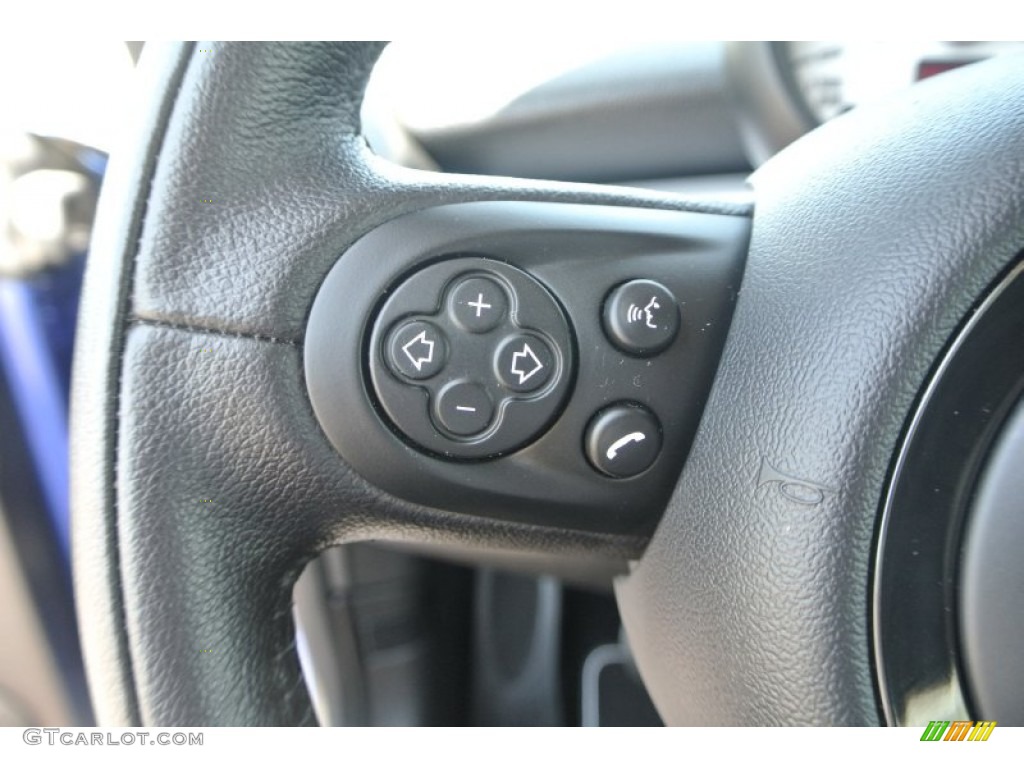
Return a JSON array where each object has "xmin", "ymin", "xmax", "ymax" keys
[{"xmin": 70, "ymin": 42, "xmax": 1024, "ymax": 726}]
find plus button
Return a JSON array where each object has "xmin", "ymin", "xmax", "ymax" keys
[
  {"xmin": 467, "ymin": 293, "xmax": 492, "ymax": 317},
  {"xmin": 450, "ymin": 276, "xmax": 506, "ymax": 333}
]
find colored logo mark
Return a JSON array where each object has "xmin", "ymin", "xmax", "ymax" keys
[{"xmin": 920, "ymin": 720, "xmax": 996, "ymax": 741}]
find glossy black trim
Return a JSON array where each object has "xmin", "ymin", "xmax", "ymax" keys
[
  {"xmin": 874, "ymin": 258, "xmax": 1024, "ymax": 725},
  {"xmin": 959, "ymin": 395, "xmax": 1024, "ymax": 723}
]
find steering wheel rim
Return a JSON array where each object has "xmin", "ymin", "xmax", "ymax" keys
[
  {"xmin": 618, "ymin": 55, "xmax": 1024, "ymax": 725},
  {"xmin": 71, "ymin": 42, "xmax": 1024, "ymax": 725}
]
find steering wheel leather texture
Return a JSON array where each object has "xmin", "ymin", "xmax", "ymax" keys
[{"xmin": 71, "ymin": 42, "xmax": 1024, "ymax": 726}]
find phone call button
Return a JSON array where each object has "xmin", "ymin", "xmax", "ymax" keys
[{"xmin": 584, "ymin": 403, "xmax": 662, "ymax": 479}]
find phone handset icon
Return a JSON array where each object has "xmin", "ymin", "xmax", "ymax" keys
[{"xmin": 606, "ymin": 431, "xmax": 647, "ymax": 461}]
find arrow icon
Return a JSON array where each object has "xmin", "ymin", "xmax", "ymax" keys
[
  {"xmin": 510, "ymin": 343, "xmax": 544, "ymax": 385},
  {"xmin": 401, "ymin": 330, "xmax": 435, "ymax": 371}
]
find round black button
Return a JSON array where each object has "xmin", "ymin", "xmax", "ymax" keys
[
  {"xmin": 386, "ymin": 320, "xmax": 447, "ymax": 380},
  {"xmin": 435, "ymin": 381, "xmax": 494, "ymax": 436},
  {"xmin": 449, "ymin": 276, "xmax": 507, "ymax": 333},
  {"xmin": 495, "ymin": 334, "xmax": 554, "ymax": 393},
  {"xmin": 603, "ymin": 279, "xmax": 680, "ymax": 356},
  {"xmin": 585, "ymin": 404, "xmax": 662, "ymax": 478}
]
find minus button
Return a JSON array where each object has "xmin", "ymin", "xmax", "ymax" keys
[{"xmin": 435, "ymin": 381, "xmax": 493, "ymax": 436}]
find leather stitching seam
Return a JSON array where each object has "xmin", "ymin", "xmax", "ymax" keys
[{"xmin": 132, "ymin": 318, "xmax": 301, "ymax": 346}]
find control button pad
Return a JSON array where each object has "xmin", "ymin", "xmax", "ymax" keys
[{"xmin": 368, "ymin": 258, "xmax": 574, "ymax": 458}]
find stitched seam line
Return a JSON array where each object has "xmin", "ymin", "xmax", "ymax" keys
[
  {"xmin": 109, "ymin": 42, "xmax": 196, "ymax": 726},
  {"xmin": 132, "ymin": 317, "xmax": 300, "ymax": 346}
]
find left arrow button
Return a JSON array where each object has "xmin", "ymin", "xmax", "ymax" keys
[{"xmin": 387, "ymin": 320, "xmax": 447, "ymax": 380}]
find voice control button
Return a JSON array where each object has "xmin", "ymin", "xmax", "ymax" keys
[{"xmin": 603, "ymin": 279, "xmax": 680, "ymax": 357}]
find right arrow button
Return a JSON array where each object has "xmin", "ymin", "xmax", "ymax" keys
[{"xmin": 495, "ymin": 334, "xmax": 555, "ymax": 393}]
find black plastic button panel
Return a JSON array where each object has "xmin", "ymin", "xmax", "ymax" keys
[
  {"xmin": 306, "ymin": 201, "xmax": 750, "ymax": 535},
  {"xmin": 368, "ymin": 257, "xmax": 574, "ymax": 459}
]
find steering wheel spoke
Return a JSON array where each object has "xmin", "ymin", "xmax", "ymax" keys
[{"xmin": 72, "ymin": 41, "xmax": 1024, "ymax": 726}]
